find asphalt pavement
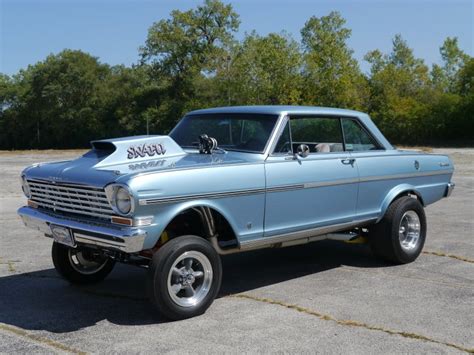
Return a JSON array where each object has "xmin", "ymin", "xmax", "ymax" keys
[{"xmin": 0, "ymin": 149, "xmax": 472, "ymax": 354}]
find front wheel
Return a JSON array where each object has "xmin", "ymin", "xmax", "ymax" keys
[
  {"xmin": 52, "ymin": 242, "xmax": 115, "ymax": 284},
  {"xmin": 148, "ymin": 235, "xmax": 222, "ymax": 320},
  {"xmin": 369, "ymin": 196, "xmax": 426, "ymax": 264}
]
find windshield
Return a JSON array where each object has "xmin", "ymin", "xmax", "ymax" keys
[{"xmin": 170, "ymin": 113, "xmax": 279, "ymax": 153}]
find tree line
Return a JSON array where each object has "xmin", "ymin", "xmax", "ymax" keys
[{"xmin": 1, "ymin": 0, "xmax": 472, "ymax": 149}]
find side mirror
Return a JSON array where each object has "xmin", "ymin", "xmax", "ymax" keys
[{"xmin": 296, "ymin": 144, "xmax": 310, "ymax": 158}]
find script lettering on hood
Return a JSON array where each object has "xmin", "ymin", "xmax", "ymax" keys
[{"xmin": 127, "ymin": 143, "xmax": 167, "ymax": 159}]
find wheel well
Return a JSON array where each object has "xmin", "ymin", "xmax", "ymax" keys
[
  {"xmin": 393, "ymin": 190, "xmax": 425, "ymax": 206},
  {"xmin": 162, "ymin": 207, "xmax": 238, "ymax": 249},
  {"xmin": 376, "ymin": 189, "xmax": 425, "ymax": 224}
]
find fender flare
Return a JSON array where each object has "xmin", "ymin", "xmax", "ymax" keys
[
  {"xmin": 378, "ymin": 184, "xmax": 424, "ymax": 223},
  {"xmin": 149, "ymin": 199, "xmax": 240, "ymax": 246}
]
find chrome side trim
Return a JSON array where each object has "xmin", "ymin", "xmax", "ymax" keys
[
  {"xmin": 266, "ymin": 184, "xmax": 304, "ymax": 193},
  {"xmin": 18, "ymin": 206, "xmax": 146, "ymax": 253},
  {"xmin": 359, "ymin": 170, "xmax": 452, "ymax": 183},
  {"xmin": 139, "ymin": 170, "xmax": 452, "ymax": 206},
  {"xmin": 140, "ymin": 188, "xmax": 266, "ymax": 206},
  {"xmin": 303, "ymin": 178, "xmax": 359, "ymax": 189},
  {"xmin": 267, "ymin": 170, "xmax": 451, "ymax": 191},
  {"xmin": 239, "ymin": 218, "xmax": 376, "ymax": 250}
]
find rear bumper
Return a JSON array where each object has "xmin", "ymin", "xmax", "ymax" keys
[
  {"xmin": 445, "ymin": 182, "xmax": 455, "ymax": 197},
  {"xmin": 17, "ymin": 206, "xmax": 147, "ymax": 253}
]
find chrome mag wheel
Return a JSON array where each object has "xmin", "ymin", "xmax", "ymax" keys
[
  {"xmin": 167, "ymin": 250, "xmax": 213, "ymax": 308},
  {"xmin": 398, "ymin": 210, "xmax": 421, "ymax": 251},
  {"xmin": 67, "ymin": 248, "xmax": 109, "ymax": 275}
]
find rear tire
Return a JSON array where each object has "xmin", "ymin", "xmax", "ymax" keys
[
  {"xmin": 148, "ymin": 235, "xmax": 222, "ymax": 320},
  {"xmin": 52, "ymin": 242, "xmax": 115, "ymax": 284},
  {"xmin": 369, "ymin": 196, "xmax": 426, "ymax": 264}
]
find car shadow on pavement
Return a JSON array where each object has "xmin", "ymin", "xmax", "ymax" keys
[{"xmin": 0, "ymin": 240, "xmax": 392, "ymax": 333}]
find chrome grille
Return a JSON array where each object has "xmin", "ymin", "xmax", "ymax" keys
[{"xmin": 28, "ymin": 179, "xmax": 113, "ymax": 220}]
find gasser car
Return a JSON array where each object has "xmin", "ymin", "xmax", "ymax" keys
[{"xmin": 18, "ymin": 106, "xmax": 455, "ymax": 320}]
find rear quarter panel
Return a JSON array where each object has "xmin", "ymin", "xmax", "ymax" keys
[{"xmin": 353, "ymin": 150, "xmax": 454, "ymax": 221}]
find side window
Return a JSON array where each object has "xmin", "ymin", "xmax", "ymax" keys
[
  {"xmin": 274, "ymin": 122, "xmax": 292, "ymax": 154},
  {"xmin": 290, "ymin": 117, "xmax": 344, "ymax": 153},
  {"xmin": 342, "ymin": 119, "xmax": 380, "ymax": 151}
]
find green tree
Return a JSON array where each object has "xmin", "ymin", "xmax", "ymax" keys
[
  {"xmin": 455, "ymin": 58, "xmax": 474, "ymax": 138},
  {"xmin": 140, "ymin": 0, "xmax": 239, "ymax": 78},
  {"xmin": 1, "ymin": 50, "xmax": 112, "ymax": 149},
  {"xmin": 140, "ymin": 0, "xmax": 240, "ymax": 131},
  {"xmin": 431, "ymin": 37, "xmax": 469, "ymax": 92},
  {"xmin": 100, "ymin": 65, "xmax": 165, "ymax": 137},
  {"xmin": 300, "ymin": 11, "xmax": 367, "ymax": 109},
  {"xmin": 364, "ymin": 35, "xmax": 431, "ymax": 143},
  {"xmin": 221, "ymin": 31, "xmax": 302, "ymax": 105},
  {"xmin": 427, "ymin": 40, "xmax": 471, "ymax": 143},
  {"xmin": 0, "ymin": 74, "xmax": 19, "ymax": 148}
]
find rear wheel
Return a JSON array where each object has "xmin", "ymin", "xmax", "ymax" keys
[
  {"xmin": 369, "ymin": 196, "xmax": 426, "ymax": 264},
  {"xmin": 148, "ymin": 235, "xmax": 222, "ymax": 320},
  {"xmin": 52, "ymin": 242, "xmax": 115, "ymax": 284}
]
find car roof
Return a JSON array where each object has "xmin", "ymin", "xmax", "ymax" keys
[
  {"xmin": 187, "ymin": 105, "xmax": 365, "ymax": 117},
  {"xmin": 185, "ymin": 105, "xmax": 394, "ymax": 150}
]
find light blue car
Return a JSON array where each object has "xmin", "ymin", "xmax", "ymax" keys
[{"xmin": 18, "ymin": 106, "xmax": 455, "ymax": 319}]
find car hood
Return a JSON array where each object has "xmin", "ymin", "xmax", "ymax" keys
[{"xmin": 23, "ymin": 135, "xmax": 262, "ymax": 188}]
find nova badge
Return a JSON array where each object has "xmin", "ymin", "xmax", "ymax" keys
[{"xmin": 127, "ymin": 143, "xmax": 166, "ymax": 159}]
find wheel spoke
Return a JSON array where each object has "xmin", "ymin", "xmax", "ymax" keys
[
  {"xmin": 192, "ymin": 270, "xmax": 204, "ymax": 278},
  {"xmin": 184, "ymin": 285, "xmax": 195, "ymax": 297},
  {"xmin": 172, "ymin": 267, "xmax": 182, "ymax": 278},
  {"xmin": 170, "ymin": 283, "xmax": 182, "ymax": 294},
  {"xmin": 184, "ymin": 258, "xmax": 193, "ymax": 270}
]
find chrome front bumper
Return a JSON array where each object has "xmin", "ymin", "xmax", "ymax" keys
[
  {"xmin": 445, "ymin": 182, "xmax": 455, "ymax": 197},
  {"xmin": 18, "ymin": 206, "xmax": 147, "ymax": 253}
]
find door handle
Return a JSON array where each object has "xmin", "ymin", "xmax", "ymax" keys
[{"xmin": 341, "ymin": 158, "xmax": 356, "ymax": 165}]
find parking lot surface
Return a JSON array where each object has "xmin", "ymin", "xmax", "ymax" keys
[{"xmin": 0, "ymin": 149, "xmax": 473, "ymax": 354}]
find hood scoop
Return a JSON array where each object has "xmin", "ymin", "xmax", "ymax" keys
[{"xmin": 91, "ymin": 135, "xmax": 186, "ymax": 168}]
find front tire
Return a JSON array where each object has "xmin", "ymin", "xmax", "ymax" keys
[
  {"xmin": 369, "ymin": 196, "xmax": 426, "ymax": 264},
  {"xmin": 148, "ymin": 235, "xmax": 222, "ymax": 320},
  {"xmin": 52, "ymin": 242, "xmax": 115, "ymax": 284}
]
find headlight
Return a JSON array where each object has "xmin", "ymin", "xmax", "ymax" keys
[
  {"xmin": 116, "ymin": 187, "xmax": 132, "ymax": 214},
  {"xmin": 21, "ymin": 175, "xmax": 31, "ymax": 198},
  {"xmin": 105, "ymin": 184, "xmax": 134, "ymax": 216}
]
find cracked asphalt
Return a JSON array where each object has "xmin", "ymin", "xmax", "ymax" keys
[{"xmin": 0, "ymin": 149, "xmax": 473, "ymax": 354}]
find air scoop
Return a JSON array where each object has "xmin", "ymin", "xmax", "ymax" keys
[{"xmin": 91, "ymin": 135, "xmax": 186, "ymax": 168}]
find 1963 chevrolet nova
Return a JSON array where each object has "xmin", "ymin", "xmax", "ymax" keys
[{"xmin": 18, "ymin": 106, "xmax": 454, "ymax": 319}]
